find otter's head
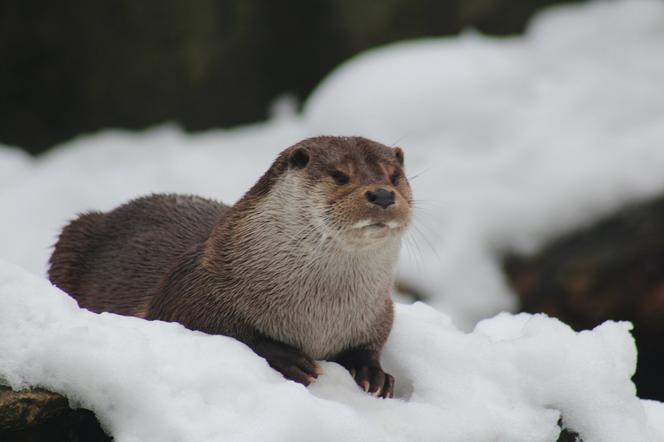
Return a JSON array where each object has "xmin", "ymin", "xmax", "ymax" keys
[{"xmin": 275, "ymin": 136, "xmax": 412, "ymax": 248}]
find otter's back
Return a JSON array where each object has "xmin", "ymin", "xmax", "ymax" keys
[{"xmin": 49, "ymin": 194, "xmax": 227, "ymax": 317}]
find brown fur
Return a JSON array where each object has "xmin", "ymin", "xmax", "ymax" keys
[{"xmin": 49, "ymin": 136, "xmax": 411, "ymax": 393}]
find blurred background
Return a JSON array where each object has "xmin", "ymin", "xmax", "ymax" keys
[
  {"xmin": 2, "ymin": 0, "xmax": 664, "ymax": 407},
  {"xmin": 1, "ymin": 0, "xmax": 583, "ymax": 153}
]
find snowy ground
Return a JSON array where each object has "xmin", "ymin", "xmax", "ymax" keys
[
  {"xmin": 1, "ymin": 1, "xmax": 664, "ymax": 440},
  {"xmin": 1, "ymin": 262, "xmax": 663, "ymax": 441}
]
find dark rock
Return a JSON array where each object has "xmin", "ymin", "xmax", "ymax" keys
[
  {"xmin": 556, "ymin": 417, "xmax": 581, "ymax": 442},
  {"xmin": 504, "ymin": 195, "xmax": 664, "ymax": 401},
  {"xmin": 0, "ymin": 386, "xmax": 110, "ymax": 442},
  {"xmin": 558, "ymin": 428, "xmax": 581, "ymax": 442}
]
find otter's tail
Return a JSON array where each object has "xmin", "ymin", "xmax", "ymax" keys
[{"xmin": 48, "ymin": 211, "xmax": 106, "ymax": 298}]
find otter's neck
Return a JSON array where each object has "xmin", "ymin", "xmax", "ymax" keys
[
  {"xmin": 203, "ymin": 174, "xmax": 402, "ymax": 358},
  {"xmin": 204, "ymin": 174, "xmax": 402, "ymax": 302}
]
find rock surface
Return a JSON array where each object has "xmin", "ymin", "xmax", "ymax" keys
[
  {"xmin": 0, "ymin": 386, "xmax": 110, "ymax": 442},
  {"xmin": 505, "ymin": 195, "xmax": 664, "ymax": 401}
]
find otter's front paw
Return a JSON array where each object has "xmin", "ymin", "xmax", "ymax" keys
[
  {"xmin": 335, "ymin": 349, "xmax": 394, "ymax": 398},
  {"xmin": 250, "ymin": 338, "xmax": 321, "ymax": 386}
]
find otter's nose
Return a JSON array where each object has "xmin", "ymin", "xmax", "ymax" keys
[{"xmin": 365, "ymin": 189, "xmax": 395, "ymax": 209}]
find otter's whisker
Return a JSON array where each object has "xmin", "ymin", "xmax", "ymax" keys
[{"xmin": 407, "ymin": 167, "xmax": 433, "ymax": 181}]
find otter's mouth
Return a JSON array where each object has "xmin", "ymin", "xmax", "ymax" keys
[{"xmin": 351, "ymin": 220, "xmax": 401, "ymax": 231}]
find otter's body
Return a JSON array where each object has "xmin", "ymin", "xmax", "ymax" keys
[
  {"xmin": 49, "ymin": 136, "xmax": 412, "ymax": 397},
  {"xmin": 49, "ymin": 195, "xmax": 227, "ymax": 318}
]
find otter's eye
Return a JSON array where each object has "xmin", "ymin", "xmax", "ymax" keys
[
  {"xmin": 330, "ymin": 171, "xmax": 349, "ymax": 185},
  {"xmin": 390, "ymin": 171, "xmax": 400, "ymax": 186}
]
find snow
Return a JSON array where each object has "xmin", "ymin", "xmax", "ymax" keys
[
  {"xmin": 0, "ymin": 144, "xmax": 31, "ymax": 187},
  {"xmin": 1, "ymin": 261, "xmax": 662, "ymax": 441},
  {"xmin": 644, "ymin": 400, "xmax": 664, "ymax": 435},
  {"xmin": 1, "ymin": 2, "xmax": 663, "ymax": 328},
  {"xmin": 305, "ymin": 0, "xmax": 664, "ymax": 326},
  {"xmin": 1, "ymin": 0, "xmax": 664, "ymax": 440}
]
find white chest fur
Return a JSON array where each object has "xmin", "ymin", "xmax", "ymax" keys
[
  {"xmin": 259, "ymin": 241, "xmax": 398, "ymax": 359},
  {"xmin": 230, "ymin": 174, "xmax": 401, "ymax": 358}
]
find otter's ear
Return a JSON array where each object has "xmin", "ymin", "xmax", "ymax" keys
[
  {"xmin": 393, "ymin": 147, "xmax": 404, "ymax": 165},
  {"xmin": 289, "ymin": 147, "xmax": 310, "ymax": 169}
]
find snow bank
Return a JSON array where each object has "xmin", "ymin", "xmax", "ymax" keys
[
  {"xmin": 305, "ymin": 0, "xmax": 664, "ymax": 325},
  {"xmin": 2, "ymin": 2, "xmax": 664, "ymax": 439},
  {"xmin": 0, "ymin": 144, "xmax": 31, "ymax": 187},
  {"xmin": 2, "ymin": 1, "xmax": 664, "ymax": 328},
  {"xmin": 1, "ymin": 261, "xmax": 662, "ymax": 441}
]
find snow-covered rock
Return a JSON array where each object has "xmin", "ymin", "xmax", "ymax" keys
[
  {"xmin": 1, "ymin": 1, "xmax": 664, "ymax": 440},
  {"xmin": 304, "ymin": 0, "xmax": 664, "ymax": 327},
  {"xmin": 0, "ymin": 261, "xmax": 662, "ymax": 441},
  {"xmin": 1, "ymin": 1, "xmax": 663, "ymax": 328}
]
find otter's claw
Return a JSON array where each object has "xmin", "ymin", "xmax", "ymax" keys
[
  {"xmin": 250, "ymin": 338, "xmax": 320, "ymax": 385},
  {"xmin": 352, "ymin": 365, "xmax": 394, "ymax": 398},
  {"xmin": 335, "ymin": 348, "xmax": 394, "ymax": 398}
]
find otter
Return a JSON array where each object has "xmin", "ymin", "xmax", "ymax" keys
[{"xmin": 48, "ymin": 136, "xmax": 412, "ymax": 398}]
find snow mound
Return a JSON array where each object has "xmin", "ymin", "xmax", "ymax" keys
[
  {"xmin": 0, "ymin": 261, "xmax": 661, "ymax": 442},
  {"xmin": 2, "ymin": 1, "xmax": 664, "ymax": 329},
  {"xmin": 2, "ymin": 2, "xmax": 664, "ymax": 438},
  {"xmin": 0, "ymin": 144, "xmax": 31, "ymax": 187},
  {"xmin": 304, "ymin": 0, "xmax": 664, "ymax": 325}
]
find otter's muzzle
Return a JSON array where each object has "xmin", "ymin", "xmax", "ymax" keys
[{"xmin": 365, "ymin": 188, "xmax": 395, "ymax": 209}]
